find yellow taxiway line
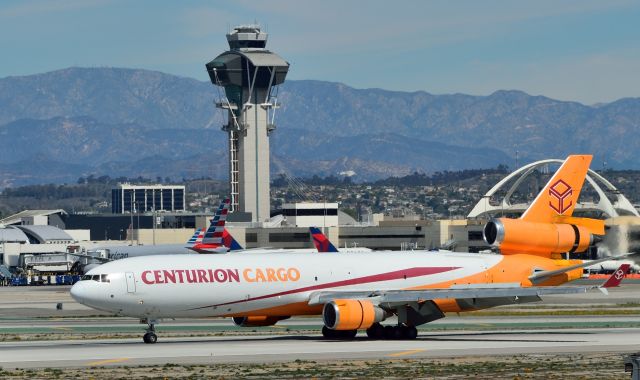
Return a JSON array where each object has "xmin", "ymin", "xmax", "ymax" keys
[
  {"xmin": 87, "ymin": 358, "xmax": 130, "ymax": 366},
  {"xmin": 387, "ymin": 349, "xmax": 425, "ymax": 357}
]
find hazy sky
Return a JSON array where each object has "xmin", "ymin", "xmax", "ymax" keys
[{"xmin": 1, "ymin": 0, "xmax": 638, "ymax": 104}]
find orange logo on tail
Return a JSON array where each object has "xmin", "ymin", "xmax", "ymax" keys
[{"xmin": 549, "ymin": 179, "xmax": 573, "ymax": 214}]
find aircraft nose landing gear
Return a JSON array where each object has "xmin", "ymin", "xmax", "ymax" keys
[{"xmin": 142, "ymin": 322, "xmax": 158, "ymax": 344}]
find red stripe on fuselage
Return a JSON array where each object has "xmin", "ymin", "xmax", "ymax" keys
[{"xmin": 187, "ymin": 266, "xmax": 460, "ymax": 310}]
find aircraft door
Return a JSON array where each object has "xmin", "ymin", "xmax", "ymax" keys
[{"xmin": 125, "ymin": 272, "xmax": 136, "ymax": 293}]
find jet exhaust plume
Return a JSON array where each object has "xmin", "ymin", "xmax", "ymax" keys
[{"xmin": 598, "ymin": 217, "xmax": 640, "ymax": 260}]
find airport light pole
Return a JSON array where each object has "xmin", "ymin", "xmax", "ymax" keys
[{"xmin": 136, "ymin": 201, "xmax": 140, "ymax": 246}]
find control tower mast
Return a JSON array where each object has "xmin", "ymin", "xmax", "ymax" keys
[{"xmin": 206, "ymin": 25, "xmax": 289, "ymax": 222}]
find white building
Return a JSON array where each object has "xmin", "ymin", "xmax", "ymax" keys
[{"xmin": 282, "ymin": 202, "xmax": 339, "ymax": 227}]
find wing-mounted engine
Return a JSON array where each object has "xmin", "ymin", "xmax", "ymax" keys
[
  {"xmin": 484, "ymin": 217, "xmax": 604, "ymax": 257},
  {"xmin": 232, "ymin": 315, "xmax": 289, "ymax": 327},
  {"xmin": 322, "ymin": 299, "xmax": 387, "ymax": 330}
]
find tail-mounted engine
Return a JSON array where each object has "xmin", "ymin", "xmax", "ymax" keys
[
  {"xmin": 483, "ymin": 217, "xmax": 603, "ymax": 257},
  {"xmin": 322, "ymin": 299, "xmax": 387, "ymax": 330},
  {"xmin": 232, "ymin": 316, "xmax": 289, "ymax": 327}
]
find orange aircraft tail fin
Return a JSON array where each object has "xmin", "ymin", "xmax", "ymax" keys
[{"xmin": 520, "ymin": 155, "xmax": 592, "ymax": 223}]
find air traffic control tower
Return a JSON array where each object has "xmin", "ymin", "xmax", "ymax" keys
[{"xmin": 206, "ymin": 25, "xmax": 289, "ymax": 223}]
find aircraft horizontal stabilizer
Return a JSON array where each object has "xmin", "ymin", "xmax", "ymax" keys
[{"xmin": 528, "ymin": 252, "xmax": 637, "ymax": 284}]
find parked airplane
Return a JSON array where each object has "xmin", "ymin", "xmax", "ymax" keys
[
  {"xmin": 585, "ymin": 259, "xmax": 639, "ymax": 274},
  {"xmin": 71, "ymin": 155, "xmax": 633, "ymax": 344},
  {"xmin": 188, "ymin": 199, "xmax": 243, "ymax": 253},
  {"xmin": 310, "ymin": 227, "xmax": 339, "ymax": 252},
  {"xmin": 310, "ymin": 227, "xmax": 371, "ymax": 253},
  {"xmin": 81, "ymin": 200, "xmax": 238, "ymax": 272},
  {"xmin": 232, "ymin": 227, "xmax": 370, "ymax": 254},
  {"xmin": 79, "ymin": 228, "xmax": 205, "ymax": 273}
]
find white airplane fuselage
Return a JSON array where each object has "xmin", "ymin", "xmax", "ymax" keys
[
  {"xmin": 89, "ymin": 244, "xmax": 193, "ymax": 260},
  {"xmin": 71, "ymin": 250, "xmax": 558, "ymax": 319}
]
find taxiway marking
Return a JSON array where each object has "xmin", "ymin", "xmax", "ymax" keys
[
  {"xmin": 388, "ymin": 349, "xmax": 425, "ymax": 357},
  {"xmin": 87, "ymin": 358, "xmax": 130, "ymax": 366}
]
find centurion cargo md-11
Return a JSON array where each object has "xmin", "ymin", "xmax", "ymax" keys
[{"xmin": 71, "ymin": 155, "xmax": 631, "ymax": 343}]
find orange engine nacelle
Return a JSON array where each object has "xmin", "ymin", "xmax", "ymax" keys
[
  {"xmin": 322, "ymin": 299, "xmax": 386, "ymax": 330},
  {"xmin": 483, "ymin": 218, "xmax": 594, "ymax": 256},
  {"xmin": 232, "ymin": 316, "xmax": 289, "ymax": 327}
]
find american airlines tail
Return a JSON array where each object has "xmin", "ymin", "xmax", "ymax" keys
[
  {"xmin": 190, "ymin": 198, "xmax": 244, "ymax": 253},
  {"xmin": 202, "ymin": 199, "xmax": 230, "ymax": 245},
  {"xmin": 186, "ymin": 228, "xmax": 204, "ymax": 245}
]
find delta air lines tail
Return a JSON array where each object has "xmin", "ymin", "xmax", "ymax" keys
[{"xmin": 310, "ymin": 227, "xmax": 339, "ymax": 253}]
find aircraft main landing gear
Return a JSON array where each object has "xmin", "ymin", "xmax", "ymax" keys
[
  {"xmin": 322, "ymin": 323, "xmax": 418, "ymax": 340},
  {"xmin": 366, "ymin": 322, "xmax": 385, "ymax": 339},
  {"xmin": 322, "ymin": 326, "xmax": 357, "ymax": 339},
  {"xmin": 366, "ymin": 323, "xmax": 417, "ymax": 340},
  {"xmin": 143, "ymin": 323, "xmax": 158, "ymax": 344}
]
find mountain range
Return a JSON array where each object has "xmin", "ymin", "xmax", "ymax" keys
[{"xmin": 0, "ymin": 67, "xmax": 638, "ymax": 188}]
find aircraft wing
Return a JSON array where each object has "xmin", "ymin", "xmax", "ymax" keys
[
  {"xmin": 308, "ymin": 284, "xmax": 594, "ymax": 306},
  {"xmin": 308, "ymin": 264, "xmax": 629, "ymax": 307}
]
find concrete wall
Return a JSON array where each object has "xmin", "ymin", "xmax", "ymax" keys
[
  {"xmin": 0, "ymin": 242, "xmax": 21, "ymax": 266},
  {"xmin": 132, "ymin": 228, "xmax": 197, "ymax": 245},
  {"xmin": 286, "ymin": 214, "xmax": 339, "ymax": 228},
  {"xmin": 65, "ymin": 230, "xmax": 90, "ymax": 242},
  {"xmin": 339, "ymin": 225, "xmax": 427, "ymax": 251}
]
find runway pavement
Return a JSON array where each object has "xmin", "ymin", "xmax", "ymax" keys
[
  {"xmin": 0, "ymin": 327, "xmax": 639, "ymax": 368},
  {"xmin": 0, "ymin": 284, "xmax": 639, "ymax": 369},
  {"xmin": 1, "ymin": 282, "xmax": 639, "ymax": 318}
]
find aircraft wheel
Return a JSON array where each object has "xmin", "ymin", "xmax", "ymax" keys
[
  {"xmin": 383, "ymin": 325, "xmax": 397, "ymax": 340},
  {"xmin": 403, "ymin": 326, "xmax": 418, "ymax": 340},
  {"xmin": 339, "ymin": 329, "xmax": 357, "ymax": 339},
  {"xmin": 143, "ymin": 332, "xmax": 157, "ymax": 344},
  {"xmin": 322, "ymin": 326, "xmax": 336, "ymax": 339},
  {"xmin": 366, "ymin": 323, "xmax": 385, "ymax": 339}
]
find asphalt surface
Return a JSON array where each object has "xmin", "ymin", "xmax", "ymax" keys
[
  {"xmin": 1, "ymin": 328, "xmax": 639, "ymax": 368},
  {"xmin": 0, "ymin": 283, "xmax": 639, "ymax": 369}
]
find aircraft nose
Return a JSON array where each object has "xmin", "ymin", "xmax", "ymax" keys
[{"xmin": 70, "ymin": 281, "xmax": 88, "ymax": 304}]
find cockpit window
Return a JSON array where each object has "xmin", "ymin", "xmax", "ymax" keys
[{"xmin": 80, "ymin": 274, "xmax": 110, "ymax": 282}]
